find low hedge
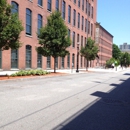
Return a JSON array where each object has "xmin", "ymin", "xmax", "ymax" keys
[{"xmin": 11, "ymin": 69, "xmax": 50, "ymax": 77}]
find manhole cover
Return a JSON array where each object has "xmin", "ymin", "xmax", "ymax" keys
[{"xmin": 100, "ymin": 98, "xmax": 128, "ymax": 106}]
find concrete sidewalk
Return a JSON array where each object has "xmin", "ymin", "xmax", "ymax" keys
[{"xmin": 0, "ymin": 66, "xmax": 127, "ymax": 76}]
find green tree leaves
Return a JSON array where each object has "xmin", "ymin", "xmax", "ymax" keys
[
  {"xmin": 0, "ymin": 0, "xmax": 23, "ymax": 50},
  {"xmin": 36, "ymin": 11, "xmax": 71, "ymax": 72},
  {"xmin": 80, "ymin": 37, "xmax": 99, "ymax": 69},
  {"xmin": 112, "ymin": 44, "xmax": 121, "ymax": 59}
]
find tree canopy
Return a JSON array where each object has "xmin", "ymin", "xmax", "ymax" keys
[
  {"xmin": 36, "ymin": 11, "xmax": 71, "ymax": 72},
  {"xmin": 112, "ymin": 44, "xmax": 121, "ymax": 59},
  {"xmin": 0, "ymin": 0, "xmax": 23, "ymax": 50},
  {"xmin": 80, "ymin": 37, "xmax": 99, "ymax": 69},
  {"xmin": 120, "ymin": 52, "xmax": 130, "ymax": 67}
]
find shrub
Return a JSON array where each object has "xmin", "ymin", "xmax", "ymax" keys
[{"xmin": 10, "ymin": 69, "xmax": 49, "ymax": 77}]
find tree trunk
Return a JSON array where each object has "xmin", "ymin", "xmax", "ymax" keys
[
  {"xmin": 90, "ymin": 60, "xmax": 91, "ymax": 67},
  {"xmin": 54, "ymin": 57, "xmax": 56, "ymax": 73},
  {"xmin": 86, "ymin": 59, "xmax": 89, "ymax": 71}
]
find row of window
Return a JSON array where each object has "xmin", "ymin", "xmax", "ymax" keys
[
  {"xmin": 63, "ymin": 0, "xmax": 94, "ymax": 20},
  {"xmin": 68, "ymin": 29, "xmax": 93, "ymax": 48},
  {"xmin": 30, "ymin": 0, "xmax": 58, "ymax": 12},
  {"xmin": 68, "ymin": 5, "xmax": 93, "ymax": 33},
  {"xmin": 12, "ymin": 1, "xmax": 94, "ymax": 37},
  {"xmin": 30, "ymin": 0, "xmax": 94, "ymax": 18},
  {"xmin": 0, "ymin": 48, "xmax": 87, "ymax": 69},
  {"xmin": 11, "ymin": 1, "xmax": 53, "ymax": 36}
]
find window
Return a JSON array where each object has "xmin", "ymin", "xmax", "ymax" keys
[
  {"xmin": 72, "ymin": 31, "xmax": 75, "ymax": 47},
  {"xmin": 0, "ymin": 50, "xmax": 1, "ymax": 68},
  {"xmin": 47, "ymin": 56, "xmax": 51, "ymax": 68},
  {"xmin": 26, "ymin": 9, "xmax": 32, "ymax": 35},
  {"xmin": 73, "ymin": 9, "xmax": 76, "ymax": 26},
  {"xmin": 85, "ymin": 37, "xmax": 86, "ymax": 46},
  {"xmin": 82, "ymin": 0, "xmax": 84, "ymax": 11},
  {"xmin": 74, "ymin": 0, "xmax": 76, "ymax": 4},
  {"xmin": 78, "ymin": 13, "xmax": 80, "ymax": 28},
  {"xmin": 80, "ymin": 56, "xmax": 82, "ymax": 67},
  {"xmin": 91, "ymin": 23, "xmax": 93, "ymax": 36},
  {"xmin": 88, "ymin": 21, "xmax": 90, "ymax": 34},
  {"xmin": 67, "ymin": 54, "xmax": 70, "ymax": 68},
  {"xmin": 26, "ymin": 45, "xmax": 32, "ymax": 68},
  {"xmin": 82, "ymin": 16, "xmax": 84, "ymax": 31},
  {"xmin": 38, "ymin": 0, "xmax": 42, "ymax": 6},
  {"xmin": 88, "ymin": 3, "xmax": 90, "ymax": 16},
  {"xmin": 61, "ymin": 57, "xmax": 64, "ymax": 68},
  {"xmin": 55, "ymin": 57, "xmax": 58, "ymax": 68},
  {"xmin": 91, "ymin": 6, "xmax": 93, "ymax": 18},
  {"xmin": 81, "ymin": 36, "xmax": 83, "ymax": 47},
  {"xmin": 47, "ymin": 0, "xmax": 52, "ymax": 11},
  {"xmin": 85, "ymin": 0, "xmax": 87, "ymax": 14},
  {"xmin": 37, "ymin": 53, "xmax": 42, "ymax": 68},
  {"xmin": 62, "ymin": 1, "xmax": 66, "ymax": 20},
  {"xmin": 85, "ymin": 19, "xmax": 87, "ymax": 32},
  {"xmin": 37, "ymin": 14, "xmax": 42, "ymax": 35},
  {"xmin": 68, "ymin": 29, "xmax": 71, "ymax": 37},
  {"xmin": 11, "ymin": 1, "xmax": 18, "ymax": 13},
  {"xmin": 56, "ymin": 0, "xmax": 59, "ymax": 11},
  {"xmin": 77, "ymin": 34, "xmax": 79, "ymax": 42},
  {"xmin": 84, "ymin": 58, "xmax": 86, "ymax": 67},
  {"xmin": 78, "ymin": 0, "xmax": 80, "ymax": 7},
  {"xmin": 68, "ymin": 5, "xmax": 71, "ymax": 23},
  {"xmin": 11, "ymin": 49, "xmax": 18, "ymax": 68},
  {"xmin": 72, "ymin": 54, "xmax": 75, "ymax": 67}
]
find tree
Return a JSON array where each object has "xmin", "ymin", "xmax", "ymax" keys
[
  {"xmin": 0, "ymin": 0, "xmax": 23, "ymax": 50},
  {"xmin": 80, "ymin": 37, "xmax": 99, "ymax": 70},
  {"xmin": 36, "ymin": 11, "xmax": 71, "ymax": 73},
  {"xmin": 120, "ymin": 52, "xmax": 130, "ymax": 67},
  {"xmin": 112, "ymin": 44, "xmax": 121, "ymax": 59}
]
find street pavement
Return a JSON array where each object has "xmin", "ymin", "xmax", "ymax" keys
[{"xmin": 0, "ymin": 68, "xmax": 130, "ymax": 130}]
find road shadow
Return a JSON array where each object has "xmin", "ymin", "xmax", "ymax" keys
[
  {"xmin": 124, "ymin": 73, "xmax": 130, "ymax": 75},
  {"xmin": 53, "ymin": 78, "xmax": 130, "ymax": 130}
]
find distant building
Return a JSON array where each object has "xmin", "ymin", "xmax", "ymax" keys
[
  {"xmin": 95, "ymin": 22, "xmax": 113, "ymax": 67},
  {"xmin": 120, "ymin": 43, "xmax": 130, "ymax": 53}
]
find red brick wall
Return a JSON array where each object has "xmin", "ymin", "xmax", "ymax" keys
[{"xmin": 2, "ymin": 0, "xmax": 97, "ymax": 70}]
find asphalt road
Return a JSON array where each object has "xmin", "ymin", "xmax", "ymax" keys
[{"xmin": 0, "ymin": 69, "xmax": 130, "ymax": 130}]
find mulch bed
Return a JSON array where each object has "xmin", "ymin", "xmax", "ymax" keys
[{"xmin": 0, "ymin": 72, "xmax": 67, "ymax": 80}]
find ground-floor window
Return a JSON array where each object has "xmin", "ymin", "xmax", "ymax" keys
[
  {"xmin": 26, "ymin": 45, "xmax": 32, "ymax": 68},
  {"xmin": 72, "ymin": 54, "xmax": 75, "ymax": 68},
  {"xmin": 61, "ymin": 57, "xmax": 64, "ymax": 68},
  {"xmin": 80, "ymin": 56, "xmax": 82, "ymax": 68},
  {"xmin": 67, "ymin": 54, "xmax": 70, "ymax": 68},
  {"xmin": 55, "ymin": 57, "xmax": 58, "ymax": 68},
  {"xmin": 11, "ymin": 49, "xmax": 18, "ymax": 68},
  {"xmin": 84, "ymin": 58, "xmax": 86, "ymax": 67},
  {"xmin": 47, "ymin": 56, "xmax": 51, "ymax": 68},
  {"xmin": 0, "ymin": 50, "xmax": 1, "ymax": 68},
  {"xmin": 37, "ymin": 53, "xmax": 42, "ymax": 68}
]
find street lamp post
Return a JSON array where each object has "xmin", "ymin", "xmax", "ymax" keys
[{"xmin": 76, "ymin": 42, "xmax": 80, "ymax": 72}]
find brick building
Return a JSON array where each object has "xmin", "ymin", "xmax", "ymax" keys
[
  {"xmin": 95, "ymin": 22, "xmax": 113, "ymax": 67},
  {"xmin": 0, "ymin": 0, "xmax": 97, "ymax": 70},
  {"xmin": 120, "ymin": 43, "xmax": 130, "ymax": 53}
]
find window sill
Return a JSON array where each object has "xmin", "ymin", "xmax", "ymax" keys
[
  {"xmin": 47, "ymin": 10, "xmax": 52, "ymax": 14},
  {"xmin": 46, "ymin": 68, "xmax": 51, "ymax": 70},
  {"xmin": 28, "ymin": 0, "xmax": 33, "ymax": 3},
  {"xmin": 26, "ymin": 34, "xmax": 33, "ymax": 38},
  {"xmin": 10, "ymin": 69, "xmax": 19, "ymax": 71},
  {"xmin": 37, "ymin": 4, "xmax": 43, "ymax": 9}
]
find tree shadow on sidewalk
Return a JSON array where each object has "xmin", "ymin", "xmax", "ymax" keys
[{"xmin": 53, "ymin": 77, "xmax": 130, "ymax": 130}]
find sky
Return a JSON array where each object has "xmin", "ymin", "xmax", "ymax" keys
[{"xmin": 97, "ymin": 0, "xmax": 130, "ymax": 47}]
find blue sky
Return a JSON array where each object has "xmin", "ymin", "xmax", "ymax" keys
[{"xmin": 97, "ymin": 0, "xmax": 130, "ymax": 46}]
